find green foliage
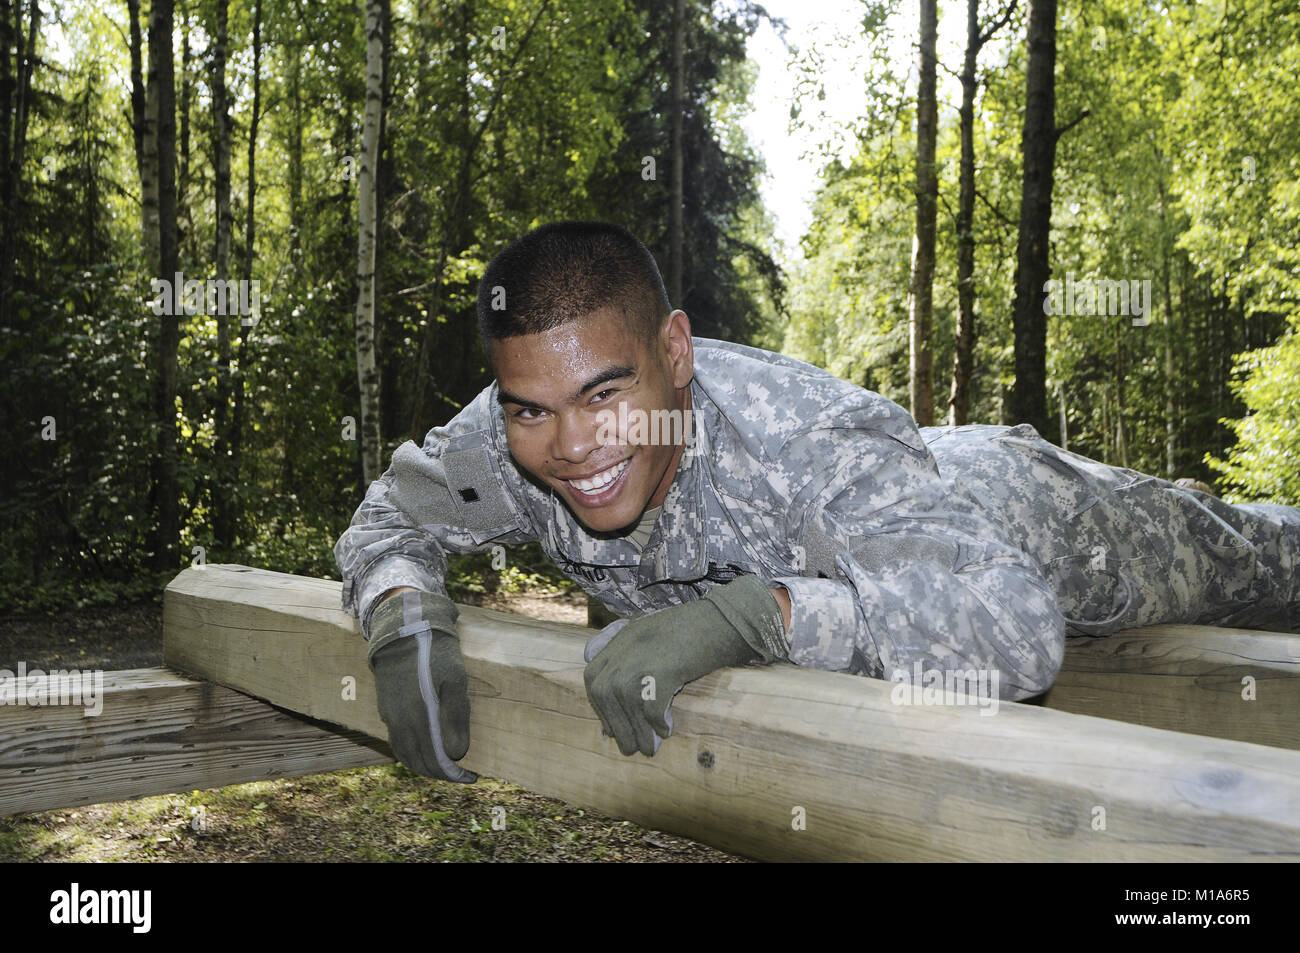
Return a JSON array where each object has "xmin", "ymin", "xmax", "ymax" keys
[
  {"xmin": 1206, "ymin": 314, "xmax": 1300, "ymax": 505},
  {"xmin": 0, "ymin": 0, "xmax": 782, "ymax": 613},
  {"xmin": 446, "ymin": 541, "xmax": 573, "ymax": 600},
  {"xmin": 783, "ymin": 0, "xmax": 1298, "ymax": 502},
  {"xmin": 6, "ymin": 0, "xmax": 1299, "ymax": 620}
]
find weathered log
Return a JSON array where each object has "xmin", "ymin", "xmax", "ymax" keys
[
  {"xmin": 159, "ymin": 564, "xmax": 1300, "ymax": 861},
  {"xmin": 0, "ymin": 667, "xmax": 390, "ymax": 817},
  {"xmin": 1047, "ymin": 627, "xmax": 1300, "ymax": 750}
]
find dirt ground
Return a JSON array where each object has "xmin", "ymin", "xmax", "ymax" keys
[{"xmin": 0, "ymin": 590, "xmax": 750, "ymax": 863}]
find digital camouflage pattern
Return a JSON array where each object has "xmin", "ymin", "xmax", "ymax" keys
[{"xmin": 335, "ymin": 338, "xmax": 1300, "ymax": 701}]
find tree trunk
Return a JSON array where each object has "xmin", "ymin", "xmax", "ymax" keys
[
  {"xmin": 0, "ymin": 0, "xmax": 39, "ymax": 329},
  {"xmin": 1058, "ymin": 383, "xmax": 1067, "ymax": 451},
  {"xmin": 908, "ymin": 0, "xmax": 938, "ymax": 427},
  {"xmin": 126, "ymin": 0, "xmax": 145, "ymax": 177},
  {"xmin": 669, "ymin": 0, "xmax": 684, "ymax": 306},
  {"xmin": 210, "ymin": 0, "xmax": 231, "ymax": 281},
  {"xmin": 1008, "ymin": 0, "xmax": 1057, "ymax": 437},
  {"xmin": 148, "ymin": 0, "xmax": 181, "ymax": 572},
  {"xmin": 288, "ymin": 0, "xmax": 303, "ymax": 265},
  {"xmin": 948, "ymin": 0, "xmax": 1016, "ymax": 425},
  {"xmin": 210, "ymin": 0, "xmax": 234, "ymax": 549},
  {"xmin": 354, "ymin": 0, "xmax": 386, "ymax": 484},
  {"xmin": 139, "ymin": 0, "xmax": 160, "ymax": 274},
  {"xmin": 179, "ymin": 13, "xmax": 193, "ymax": 260},
  {"xmin": 1100, "ymin": 389, "xmax": 1109, "ymax": 464},
  {"xmin": 228, "ymin": 0, "xmax": 262, "ymax": 551},
  {"xmin": 949, "ymin": 0, "xmax": 979, "ymax": 425},
  {"xmin": 1161, "ymin": 222, "xmax": 1176, "ymax": 479},
  {"xmin": 1, "ymin": 4, "xmax": 10, "ymax": 213},
  {"xmin": 1114, "ymin": 316, "xmax": 1129, "ymax": 469}
]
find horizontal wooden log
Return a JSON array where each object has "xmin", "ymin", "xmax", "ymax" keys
[
  {"xmin": 161, "ymin": 564, "xmax": 1300, "ymax": 861},
  {"xmin": 1048, "ymin": 627, "xmax": 1300, "ymax": 750},
  {"xmin": 0, "ymin": 667, "xmax": 391, "ymax": 818}
]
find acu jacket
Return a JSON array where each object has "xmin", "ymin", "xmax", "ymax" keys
[{"xmin": 335, "ymin": 338, "xmax": 1300, "ymax": 701}]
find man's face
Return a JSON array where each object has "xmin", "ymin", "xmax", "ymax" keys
[{"xmin": 492, "ymin": 306, "xmax": 694, "ymax": 533}]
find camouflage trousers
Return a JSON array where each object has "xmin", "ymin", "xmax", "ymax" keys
[{"xmin": 923, "ymin": 423, "xmax": 1300, "ymax": 637}]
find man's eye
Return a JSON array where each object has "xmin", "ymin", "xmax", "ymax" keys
[
  {"xmin": 592, "ymin": 389, "xmax": 616, "ymax": 403},
  {"xmin": 513, "ymin": 407, "xmax": 544, "ymax": 421}
]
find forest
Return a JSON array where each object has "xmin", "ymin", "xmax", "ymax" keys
[{"xmin": 1, "ymin": 0, "xmax": 1297, "ymax": 614}]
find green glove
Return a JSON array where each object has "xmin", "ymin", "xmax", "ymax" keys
[
  {"xmin": 367, "ymin": 589, "xmax": 477, "ymax": 783},
  {"xmin": 582, "ymin": 575, "xmax": 788, "ymax": 757}
]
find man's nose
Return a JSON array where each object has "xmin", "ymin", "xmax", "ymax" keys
[{"xmin": 552, "ymin": 409, "xmax": 599, "ymax": 463}]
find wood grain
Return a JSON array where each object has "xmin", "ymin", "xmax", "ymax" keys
[
  {"xmin": 1048, "ymin": 627, "xmax": 1300, "ymax": 750},
  {"xmin": 158, "ymin": 564, "xmax": 1300, "ymax": 861},
  {"xmin": 0, "ymin": 666, "xmax": 392, "ymax": 817}
]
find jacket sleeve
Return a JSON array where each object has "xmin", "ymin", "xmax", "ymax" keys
[
  {"xmin": 766, "ymin": 398, "xmax": 1065, "ymax": 700},
  {"xmin": 333, "ymin": 389, "xmax": 535, "ymax": 641}
]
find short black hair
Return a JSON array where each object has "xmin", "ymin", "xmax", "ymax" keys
[{"xmin": 476, "ymin": 221, "xmax": 671, "ymax": 351}]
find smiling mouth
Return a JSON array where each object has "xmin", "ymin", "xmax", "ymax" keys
[{"xmin": 562, "ymin": 458, "xmax": 630, "ymax": 500}]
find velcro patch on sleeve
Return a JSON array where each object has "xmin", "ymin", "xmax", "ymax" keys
[{"xmin": 441, "ymin": 430, "xmax": 521, "ymax": 541}]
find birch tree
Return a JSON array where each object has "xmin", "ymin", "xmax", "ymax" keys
[{"xmin": 354, "ymin": 0, "xmax": 385, "ymax": 484}]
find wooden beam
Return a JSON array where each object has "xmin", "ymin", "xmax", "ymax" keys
[
  {"xmin": 1047, "ymin": 627, "xmax": 1300, "ymax": 750},
  {"xmin": 161, "ymin": 564, "xmax": 1300, "ymax": 861},
  {"xmin": 0, "ymin": 667, "xmax": 391, "ymax": 818}
]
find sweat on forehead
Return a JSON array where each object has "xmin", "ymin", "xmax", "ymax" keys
[{"xmin": 489, "ymin": 310, "xmax": 651, "ymax": 398}]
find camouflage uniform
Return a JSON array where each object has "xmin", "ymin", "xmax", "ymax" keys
[{"xmin": 335, "ymin": 338, "xmax": 1300, "ymax": 701}]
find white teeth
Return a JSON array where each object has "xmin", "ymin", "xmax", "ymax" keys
[{"xmin": 568, "ymin": 459, "xmax": 628, "ymax": 493}]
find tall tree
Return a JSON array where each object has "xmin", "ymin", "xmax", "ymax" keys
[
  {"xmin": 1006, "ymin": 0, "xmax": 1057, "ymax": 435},
  {"xmin": 287, "ymin": 0, "xmax": 303, "ymax": 264},
  {"xmin": 179, "ymin": 11, "xmax": 194, "ymax": 260},
  {"xmin": 907, "ymin": 0, "xmax": 937, "ymax": 427},
  {"xmin": 210, "ymin": 0, "xmax": 234, "ymax": 546},
  {"xmin": 668, "ymin": 0, "xmax": 685, "ymax": 305},
  {"xmin": 147, "ymin": 0, "xmax": 180, "ymax": 571},
  {"xmin": 354, "ymin": 0, "xmax": 385, "ymax": 483},
  {"xmin": 137, "ymin": 0, "xmax": 160, "ymax": 272},
  {"xmin": 0, "ymin": 0, "xmax": 40, "ymax": 328},
  {"xmin": 225, "ymin": 0, "xmax": 262, "ymax": 550},
  {"xmin": 948, "ymin": 0, "xmax": 1016, "ymax": 425},
  {"xmin": 1006, "ymin": 0, "xmax": 1087, "ymax": 437},
  {"xmin": 126, "ymin": 0, "xmax": 145, "ymax": 173}
]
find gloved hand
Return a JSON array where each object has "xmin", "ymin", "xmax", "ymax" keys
[
  {"xmin": 367, "ymin": 589, "xmax": 477, "ymax": 783},
  {"xmin": 582, "ymin": 575, "xmax": 789, "ymax": 757}
]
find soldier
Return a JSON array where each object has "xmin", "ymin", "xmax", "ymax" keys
[{"xmin": 335, "ymin": 220, "xmax": 1300, "ymax": 781}]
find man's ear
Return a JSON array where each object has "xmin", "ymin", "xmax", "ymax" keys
[{"xmin": 660, "ymin": 309, "xmax": 694, "ymax": 390}]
